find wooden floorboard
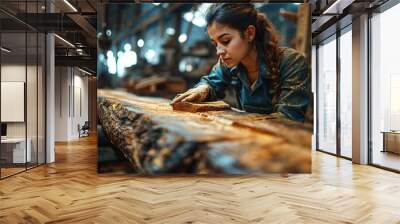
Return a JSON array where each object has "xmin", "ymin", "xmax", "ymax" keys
[{"xmin": 1, "ymin": 134, "xmax": 400, "ymax": 223}]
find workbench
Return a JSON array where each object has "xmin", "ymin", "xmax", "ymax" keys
[{"xmin": 97, "ymin": 89, "xmax": 312, "ymax": 174}]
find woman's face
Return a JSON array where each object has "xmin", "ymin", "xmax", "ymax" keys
[{"xmin": 207, "ymin": 22, "xmax": 253, "ymax": 68}]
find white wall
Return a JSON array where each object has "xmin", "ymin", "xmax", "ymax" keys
[
  {"xmin": 1, "ymin": 65, "xmax": 26, "ymax": 139},
  {"xmin": 1, "ymin": 64, "xmax": 45, "ymax": 164},
  {"xmin": 55, "ymin": 66, "xmax": 69, "ymax": 141},
  {"xmin": 71, "ymin": 72, "xmax": 89, "ymax": 138},
  {"xmin": 55, "ymin": 67, "xmax": 89, "ymax": 141},
  {"xmin": 1, "ymin": 65, "xmax": 42, "ymax": 138}
]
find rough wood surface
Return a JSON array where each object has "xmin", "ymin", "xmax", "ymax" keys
[
  {"xmin": 171, "ymin": 101, "xmax": 230, "ymax": 112},
  {"xmin": 97, "ymin": 89, "xmax": 312, "ymax": 174}
]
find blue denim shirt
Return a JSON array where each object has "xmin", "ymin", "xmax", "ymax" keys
[{"xmin": 196, "ymin": 47, "xmax": 310, "ymax": 122}]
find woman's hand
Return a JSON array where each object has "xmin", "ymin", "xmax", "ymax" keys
[{"xmin": 171, "ymin": 84, "xmax": 210, "ymax": 104}]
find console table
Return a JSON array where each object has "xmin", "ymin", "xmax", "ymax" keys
[{"xmin": 382, "ymin": 131, "xmax": 400, "ymax": 154}]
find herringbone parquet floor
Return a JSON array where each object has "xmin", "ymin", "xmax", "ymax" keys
[{"xmin": 1, "ymin": 135, "xmax": 400, "ymax": 224}]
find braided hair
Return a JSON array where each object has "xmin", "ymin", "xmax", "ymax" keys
[{"xmin": 205, "ymin": 3, "xmax": 282, "ymax": 105}]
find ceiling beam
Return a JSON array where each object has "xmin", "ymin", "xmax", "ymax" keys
[
  {"xmin": 53, "ymin": 0, "xmax": 97, "ymax": 47},
  {"xmin": 55, "ymin": 55, "xmax": 96, "ymax": 70}
]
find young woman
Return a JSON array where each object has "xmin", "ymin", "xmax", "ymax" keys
[{"xmin": 172, "ymin": 3, "xmax": 310, "ymax": 122}]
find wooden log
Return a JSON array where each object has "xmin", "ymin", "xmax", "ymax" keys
[{"xmin": 97, "ymin": 89, "xmax": 312, "ymax": 174}]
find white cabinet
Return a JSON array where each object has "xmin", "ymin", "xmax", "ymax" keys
[{"xmin": 1, "ymin": 138, "xmax": 32, "ymax": 163}]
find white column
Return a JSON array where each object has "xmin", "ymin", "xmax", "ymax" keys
[
  {"xmin": 352, "ymin": 14, "xmax": 369, "ymax": 164},
  {"xmin": 46, "ymin": 1, "xmax": 55, "ymax": 163}
]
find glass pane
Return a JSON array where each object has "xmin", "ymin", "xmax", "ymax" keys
[
  {"xmin": 339, "ymin": 27, "xmax": 352, "ymax": 158},
  {"xmin": 317, "ymin": 35, "xmax": 337, "ymax": 154},
  {"xmin": 1, "ymin": 31, "xmax": 27, "ymax": 177},
  {"xmin": 27, "ymin": 31, "xmax": 38, "ymax": 169},
  {"xmin": 312, "ymin": 45, "xmax": 317, "ymax": 151},
  {"xmin": 38, "ymin": 32, "xmax": 45, "ymax": 165},
  {"xmin": 371, "ymin": 4, "xmax": 400, "ymax": 171}
]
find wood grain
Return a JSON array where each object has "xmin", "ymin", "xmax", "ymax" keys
[{"xmin": 171, "ymin": 101, "xmax": 230, "ymax": 113}]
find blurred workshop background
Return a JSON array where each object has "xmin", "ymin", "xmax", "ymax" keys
[{"xmin": 97, "ymin": 3, "xmax": 310, "ymax": 104}]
